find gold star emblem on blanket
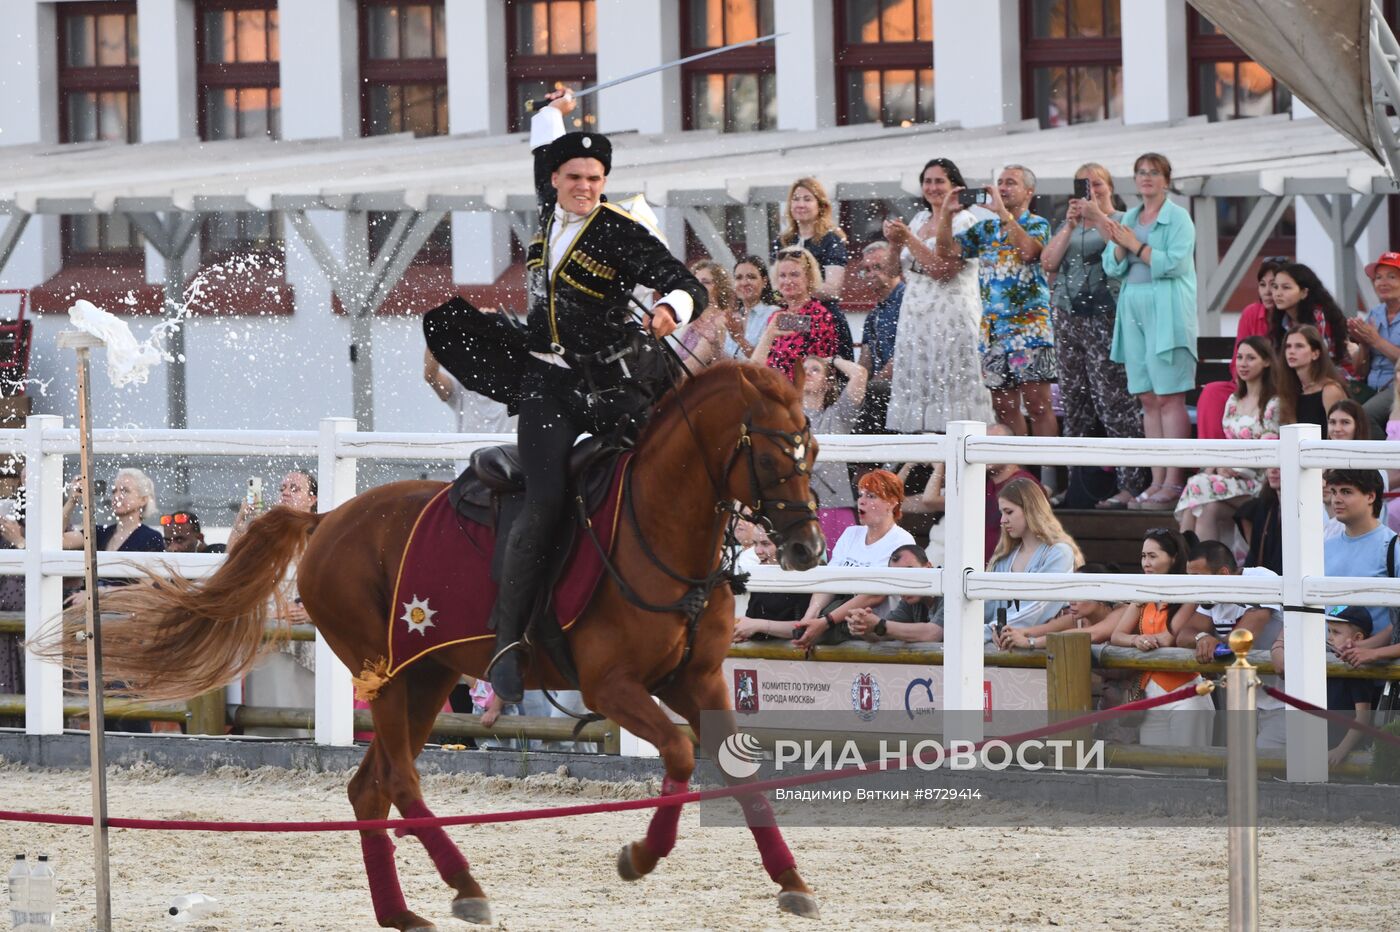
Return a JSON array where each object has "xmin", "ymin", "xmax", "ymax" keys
[{"xmin": 400, "ymin": 596, "xmax": 437, "ymax": 636}]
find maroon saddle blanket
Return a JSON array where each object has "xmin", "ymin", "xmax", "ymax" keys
[{"xmin": 384, "ymin": 456, "xmax": 631, "ymax": 678}]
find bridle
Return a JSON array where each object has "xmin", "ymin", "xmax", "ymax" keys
[
  {"xmin": 566, "ymin": 377, "xmax": 820, "ymax": 719},
  {"xmin": 718, "ymin": 415, "xmax": 820, "ymax": 549}
]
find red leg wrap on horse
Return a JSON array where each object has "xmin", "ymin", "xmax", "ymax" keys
[
  {"xmin": 643, "ymin": 777, "xmax": 689, "ymax": 858},
  {"xmin": 395, "ymin": 799, "xmax": 470, "ymax": 881},
  {"xmin": 360, "ymin": 833, "xmax": 408, "ymax": 924},
  {"xmin": 742, "ymin": 795, "xmax": 796, "ymax": 881}
]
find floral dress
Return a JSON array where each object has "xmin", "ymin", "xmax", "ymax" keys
[
  {"xmin": 885, "ymin": 209, "xmax": 995, "ymax": 432},
  {"xmin": 764, "ymin": 299, "xmax": 842, "ymax": 380},
  {"xmin": 1175, "ymin": 395, "xmax": 1279, "ymax": 518}
]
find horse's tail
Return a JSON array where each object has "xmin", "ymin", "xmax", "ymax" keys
[{"xmin": 34, "ymin": 507, "xmax": 324, "ymax": 701}]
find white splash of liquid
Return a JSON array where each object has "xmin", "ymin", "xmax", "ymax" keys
[{"xmin": 66, "ymin": 299, "xmax": 169, "ymax": 387}]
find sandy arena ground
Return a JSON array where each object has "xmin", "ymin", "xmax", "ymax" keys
[{"xmin": 0, "ymin": 761, "xmax": 1397, "ymax": 931}]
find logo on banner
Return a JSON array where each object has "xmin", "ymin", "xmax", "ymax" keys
[
  {"xmin": 904, "ymin": 677, "xmax": 936, "ymax": 719},
  {"xmin": 734, "ymin": 668, "xmax": 759, "ymax": 713},
  {"xmin": 851, "ymin": 672, "xmax": 881, "ymax": 721},
  {"xmin": 717, "ymin": 731, "xmax": 765, "ymax": 778},
  {"xmin": 983, "ymin": 681, "xmax": 993, "ymax": 722}
]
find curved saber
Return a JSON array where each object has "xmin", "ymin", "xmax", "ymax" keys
[{"xmin": 525, "ymin": 32, "xmax": 784, "ymax": 113}]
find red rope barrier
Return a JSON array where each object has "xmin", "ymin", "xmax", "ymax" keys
[
  {"xmin": 1262, "ymin": 685, "xmax": 1400, "ymax": 749},
  {"xmin": 0, "ymin": 683, "xmax": 1206, "ymax": 833}
]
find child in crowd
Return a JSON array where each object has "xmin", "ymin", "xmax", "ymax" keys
[{"xmin": 1272, "ymin": 607, "xmax": 1382, "ymax": 768}]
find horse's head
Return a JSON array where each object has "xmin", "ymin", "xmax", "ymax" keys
[{"xmin": 719, "ymin": 363, "xmax": 825, "ymax": 571}]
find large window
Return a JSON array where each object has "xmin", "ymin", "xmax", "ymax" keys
[
  {"xmin": 1021, "ymin": 0, "xmax": 1122, "ymax": 128},
  {"xmin": 360, "ymin": 0, "xmax": 448, "ymax": 137},
  {"xmin": 198, "ymin": 1, "xmax": 281, "ymax": 262},
  {"xmin": 836, "ymin": 0, "xmax": 933, "ymax": 127},
  {"xmin": 58, "ymin": 2, "xmax": 142, "ymax": 265},
  {"xmin": 682, "ymin": 0, "xmax": 776, "ymax": 132},
  {"xmin": 198, "ymin": 0, "xmax": 281, "ymax": 140},
  {"xmin": 507, "ymin": 1, "xmax": 597, "ymax": 132},
  {"xmin": 1188, "ymin": 9, "xmax": 1291, "ymax": 121}
]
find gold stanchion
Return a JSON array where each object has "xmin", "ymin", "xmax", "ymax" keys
[
  {"xmin": 56, "ymin": 330, "xmax": 112, "ymax": 931},
  {"xmin": 1226, "ymin": 628, "xmax": 1259, "ymax": 932}
]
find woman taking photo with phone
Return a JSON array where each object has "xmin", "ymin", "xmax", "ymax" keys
[
  {"xmin": 1101, "ymin": 152, "xmax": 1198, "ymax": 511},
  {"xmin": 752, "ymin": 248, "xmax": 842, "ymax": 380},
  {"xmin": 61, "ymin": 468, "xmax": 163, "ymax": 554},
  {"xmin": 880, "ymin": 157, "xmax": 994, "ymax": 432},
  {"xmin": 1042, "ymin": 162, "xmax": 1146, "ymax": 509}
]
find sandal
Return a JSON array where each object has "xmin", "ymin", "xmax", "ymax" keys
[
  {"xmin": 1095, "ymin": 492, "xmax": 1134, "ymax": 510},
  {"xmin": 1132, "ymin": 484, "xmax": 1184, "ymax": 511},
  {"xmin": 1125, "ymin": 484, "xmax": 1162, "ymax": 510}
]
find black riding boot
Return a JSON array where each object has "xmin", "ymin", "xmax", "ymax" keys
[{"xmin": 486, "ymin": 520, "xmax": 551, "ymax": 703}]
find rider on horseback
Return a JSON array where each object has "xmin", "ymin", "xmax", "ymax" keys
[{"xmin": 423, "ymin": 90, "xmax": 708, "ymax": 702}]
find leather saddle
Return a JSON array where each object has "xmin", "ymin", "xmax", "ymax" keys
[
  {"xmin": 447, "ymin": 435, "xmax": 620, "ymax": 534},
  {"xmin": 446, "ymin": 436, "xmax": 624, "ymax": 692}
]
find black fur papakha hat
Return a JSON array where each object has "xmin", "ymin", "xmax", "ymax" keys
[{"xmin": 549, "ymin": 132, "xmax": 612, "ymax": 175}]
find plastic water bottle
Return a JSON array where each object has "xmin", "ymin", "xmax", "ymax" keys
[
  {"xmin": 6, "ymin": 855, "xmax": 27, "ymax": 930},
  {"xmin": 25, "ymin": 857, "xmax": 52, "ymax": 929},
  {"xmin": 168, "ymin": 893, "xmax": 219, "ymax": 923}
]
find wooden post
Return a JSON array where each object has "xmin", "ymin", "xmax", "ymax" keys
[
  {"xmin": 602, "ymin": 720, "xmax": 622, "ymax": 755},
  {"xmin": 1045, "ymin": 630, "xmax": 1093, "ymax": 748},
  {"xmin": 1045, "ymin": 631, "xmax": 1092, "ymax": 716},
  {"xmin": 185, "ymin": 689, "xmax": 225, "ymax": 736}
]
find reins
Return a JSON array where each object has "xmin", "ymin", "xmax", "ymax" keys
[{"xmin": 568, "ymin": 330, "xmax": 818, "ymax": 708}]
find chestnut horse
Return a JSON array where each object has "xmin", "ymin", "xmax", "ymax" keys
[{"xmin": 50, "ymin": 361, "xmax": 825, "ymax": 929}]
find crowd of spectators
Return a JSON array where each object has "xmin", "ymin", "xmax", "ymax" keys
[
  {"xmin": 8, "ymin": 150, "xmax": 1400, "ymax": 760},
  {"xmin": 685, "ymin": 154, "xmax": 1400, "ymax": 758}
]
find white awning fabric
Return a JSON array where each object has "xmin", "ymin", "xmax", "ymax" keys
[
  {"xmin": 1188, "ymin": 0, "xmax": 1378, "ymax": 163},
  {"xmin": 0, "ymin": 112, "xmax": 1395, "ymax": 218}
]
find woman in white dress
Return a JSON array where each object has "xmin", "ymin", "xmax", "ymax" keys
[{"xmin": 881, "ymin": 158, "xmax": 995, "ymax": 432}]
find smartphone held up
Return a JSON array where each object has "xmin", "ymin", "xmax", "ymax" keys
[
  {"xmin": 246, "ymin": 477, "xmax": 264, "ymax": 511},
  {"xmin": 1073, "ymin": 177, "xmax": 1091, "ymax": 200},
  {"xmin": 957, "ymin": 189, "xmax": 990, "ymax": 208},
  {"xmin": 776, "ymin": 313, "xmax": 812, "ymax": 333}
]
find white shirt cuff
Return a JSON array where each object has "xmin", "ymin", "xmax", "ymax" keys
[
  {"xmin": 530, "ymin": 107, "xmax": 567, "ymax": 150},
  {"xmin": 657, "ymin": 289, "xmax": 694, "ymax": 327}
]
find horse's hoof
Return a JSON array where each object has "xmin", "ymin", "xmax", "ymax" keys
[
  {"xmin": 778, "ymin": 890, "xmax": 821, "ymax": 919},
  {"xmin": 451, "ymin": 896, "xmax": 493, "ymax": 925},
  {"xmin": 616, "ymin": 843, "xmax": 643, "ymax": 882}
]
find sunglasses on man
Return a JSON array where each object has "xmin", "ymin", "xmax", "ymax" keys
[{"xmin": 160, "ymin": 512, "xmax": 196, "ymax": 526}]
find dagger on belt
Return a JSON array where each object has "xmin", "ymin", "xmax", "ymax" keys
[{"xmin": 524, "ymin": 32, "xmax": 784, "ymax": 115}]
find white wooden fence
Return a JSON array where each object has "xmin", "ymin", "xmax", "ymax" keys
[{"xmin": 6, "ymin": 416, "xmax": 1399, "ymax": 782}]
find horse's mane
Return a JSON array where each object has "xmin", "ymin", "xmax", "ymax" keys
[{"xmin": 639, "ymin": 360, "xmax": 800, "ymax": 446}]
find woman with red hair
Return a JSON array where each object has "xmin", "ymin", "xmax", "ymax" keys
[{"xmin": 793, "ymin": 469, "xmax": 915, "ymax": 650}]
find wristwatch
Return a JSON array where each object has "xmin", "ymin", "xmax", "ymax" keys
[
  {"xmin": 1194, "ymin": 631, "xmax": 1212, "ymax": 643},
  {"xmin": 873, "ymin": 619, "xmax": 888, "ymax": 638}
]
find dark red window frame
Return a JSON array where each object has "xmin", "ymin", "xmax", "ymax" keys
[
  {"xmin": 833, "ymin": 0, "xmax": 934, "ymax": 127},
  {"xmin": 1019, "ymin": 0, "xmax": 1122, "ymax": 128},
  {"xmin": 57, "ymin": 1, "xmax": 142, "ymax": 268},
  {"xmin": 679, "ymin": 0, "xmax": 776, "ymax": 132},
  {"xmin": 1186, "ymin": 8, "xmax": 1290, "ymax": 120},
  {"xmin": 505, "ymin": 0, "xmax": 597, "ymax": 132},
  {"xmin": 358, "ymin": 0, "xmax": 449, "ymax": 138},
  {"xmin": 195, "ymin": 0, "xmax": 281, "ymax": 141}
]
